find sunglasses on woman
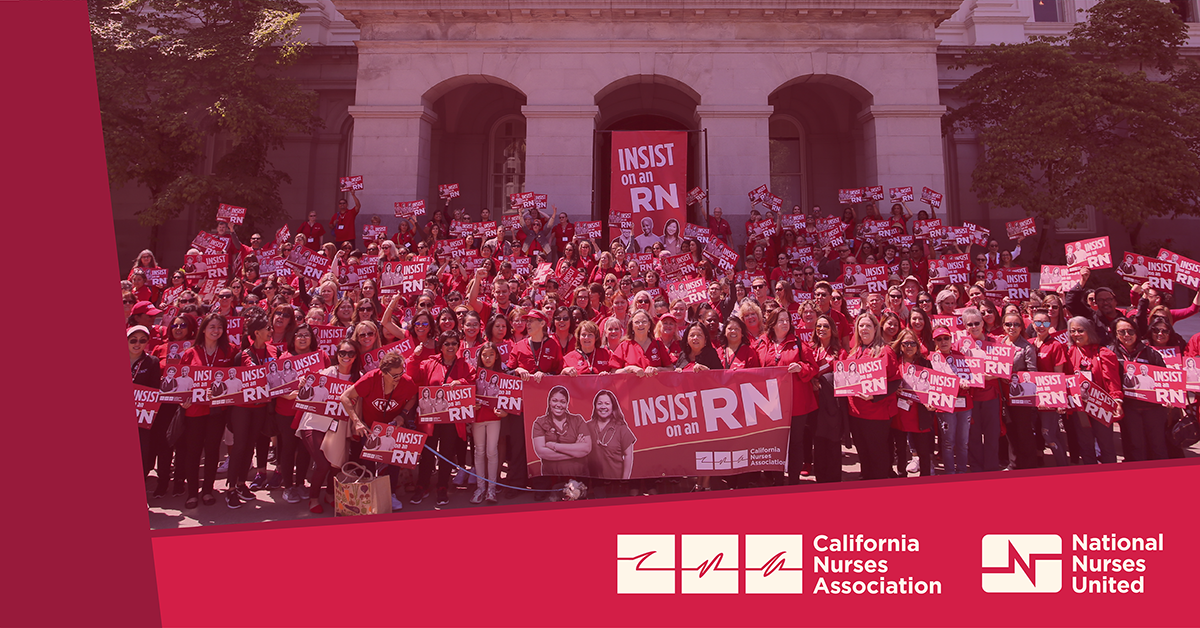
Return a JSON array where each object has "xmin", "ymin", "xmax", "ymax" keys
[{"xmin": 336, "ymin": 350, "xmax": 356, "ymax": 358}]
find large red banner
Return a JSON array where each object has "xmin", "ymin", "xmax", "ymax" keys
[
  {"xmin": 523, "ymin": 368, "xmax": 793, "ymax": 480},
  {"xmin": 610, "ymin": 131, "xmax": 688, "ymax": 252}
]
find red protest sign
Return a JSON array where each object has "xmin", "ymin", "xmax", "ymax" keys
[
  {"xmin": 978, "ymin": 340, "xmax": 1017, "ymax": 379},
  {"xmin": 899, "ymin": 363, "xmax": 960, "ymax": 413},
  {"xmin": 203, "ymin": 254, "xmax": 228, "ymax": 279},
  {"xmin": 360, "ymin": 424, "xmax": 428, "ymax": 468},
  {"xmin": 158, "ymin": 365, "xmax": 213, "ymax": 404},
  {"xmin": 301, "ymin": 255, "xmax": 331, "ymax": 281},
  {"xmin": 748, "ymin": 184, "xmax": 769, "ymax": 204},
  {"xmin": 686, "ymin": 187, "xmax": 707, "ymax": 205},
  {"xmin": 838, "ymin": 188, "xmax": 864, "ymax": 204},
  {"xmin": 436, "ymin": 238, "xmax": 467, "ymax": 257},
  {"xmin": 209, "ymin": 364, "xmax": 270, "ymax": 407},
  {"xmin": 920, "ymin": 187, "xmax": 943, "ymax": 208},
  {"xmin": 133, "ymin": 384, "xmax": 161, "ymax": 429},
  {"xmin": 1078, "ymin": 378, "xmax": 1120, "ymax": 425},
  {"xmin": 702, "ymin": 238, "xmax": 740, "ymax": 273},
  {"xmin": 362, "ymin": 224, "xmax": 387, "ymax": 242},
  {"xmin": 664, "ymin": 277, "xmax": 708, "ymax": 306},
  {"xmin": 1004, "ymin": 267, "xmax": 1031, "ymax": 300},
  {"xmin": 312, "ymin": 325, "xmax": 345, "ymax": 358},
  {"xmin": 191, "ymin": 231, "xmax": 229, "ymax": 254},
  {"xmin": 763, "ymin": 192, "xmax": 783, "ymax": 213},
  {"xmin": 339, "ymin": 175, "xmax": 364, "ymax": 192},
  {"xmin": 417, "ymin": 384, "xmax": 477, "ymax": 424},
  {"xmin": 558, "ymin": 266, "xmax": 586, "ymax": 298},
  {"xmin": 890, "ymin": 186, "xmax": 915, "ymax": 203},
  {"xmin": 522, "ymin": 368, "xmax": 793, "ymax": 479},
  {"xmin": 865, "ymin": 185, "xmax": 885, "ymax": 202},
  {"xmin": 751, "ymin": 219, "xmax": 778, "ymax": 239},
  {"xmin": 394, "ymin": 200, "xmax": 426, "ymax": 217},
  {"xmin": 1158, "ymin": 248, "xmax": 1200, "ymax": 290},
  {"xmin": 380, "ymin": 260, "xmax": 425, "ymax": 295},
  {"xmin": 610, "ymin": 132, "xmax": 687, "ymax": 248},
  {"xmin": 476, "ymin": 371, "xmax": 523, "ymax": 413},
  {"xmin": 216, "ymin": 203, "xmax": 246, "ymax": 225},
  {"xmin": 841, "ymin": 263, "xmax": 889, "ymax": 295},
  {"xmin": 683, "ymin": 223, "xmax": 712, "ymax": 244},
  {"xmin": 1145, "ymin": 257, "xmax": 1177, "ymax": 293},
  {"xmin": 475, "ymin": 221, "xmax": 499, "ymax": 239},
  {"xmin": 964, "ymin": 222, "xmax": 990, "ymax": 247},
  {"xmin": 1009, "ymin": 372, "xmax": 1070, "ymax": 409},
  {"xmin": 1123, "ymin": 363, "xmax": 1188, "ymax": 408},
  {"xmin": 578, "ymin": 220, "xmax": 602, "ymax": 239},
  {"xmin": 911, "ymin": 219, "xmax": 940, "ymax": 241},
  {"xmin": 145, "ymin": 267, "xmax": 168, "ymax": 288},
  {"xmin": 438, "ymin": 183, "xmax": 460, "ymax": 199},
  {"xmin": 1006, "ymin": 217, "xmax": 1036, "ymax": 240},
  {"xmin": 833, "ymin": 357, "xmax": 888, "ymax": 397},
  {"xmin": 1065, "ymin": 236, "xmax": 1112, "ymax": 270},
  {"xmin": 266, "ymin": 352, "xmax": 324, "ymax": 399},
  {"xmin": 1039, "ymin": 265, "xmax": 1082, "ymax": 292},
  {"xmin": 294, "ymin": 373, "xmax": 354, "ymax": 418}
]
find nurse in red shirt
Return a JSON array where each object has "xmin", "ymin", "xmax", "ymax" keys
[
  {"xmin": 341, "ymin": 350, "xmax": 418, "ymax": 510},
  {"xmin": 178, "ymin": 313, "xmax": 236, "ymax": 508},
  {"xmin": 329, "ymin": 191, "xmax": 360, "ymax": 248},
  {"xmin": 960, "ymin": 307, "xmax": 1004, "ymax": 472},
  {"xmin": 505, "ymin": 309, "xmax": 563, "ymax": 499},
  {"xmin": 717, "ymin": 316, "xmax": 761, "ymax": 371},
  {"xmin": 845, "ymin": 312, "xmax": 901, "ymax": 481},
  {"xmin": 1066, "ymin": 316, "xmax": 1123, "ymax": 464},
  {"xmin": 1030, "ymin": 309, "xmax": 1070, "ymax": 466},
  {"xmin": 411, "ymin": 330, "xmax": 475, "ymax": 507},
  {"xmin": 757, "ymin": 308, "xmax": 818, "ymax": 484},
  {"xmin": 610, "ymin": 310, "xmax": 671, "ymax": 376},
  {"xmin": 562, "ymin": 320, "xmax": 612, "ymax": 376}
]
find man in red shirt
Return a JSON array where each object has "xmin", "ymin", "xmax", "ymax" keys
[
  {"xmin": 551, "ymin": 210, "xmax": 575, "ymax": 257},
  {"xmin": 297, "ymin": 210, "xmax": 325, "ymax": 251},
  {"xmin": 707, "ymin": 206, "xmax": 733, "ymax": 245},
  {"xmin": 330, "ymin": 191, "xmax": 360, "ymax": 249}
]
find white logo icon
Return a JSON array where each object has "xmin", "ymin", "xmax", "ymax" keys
[
  {"xmin": 746, "ymin": 535, "xmax": 804, "ymax": 594},
  {"xmin": 694, "ymin": 451, "xmax": 748, "ymax": 471},
  {"xmin": 981, "ymin": 534, "xmax": 1063, "ymax": 593},
  {"xmin": 617, "ymin": 535, "xmax": 675, "ymax": 594}
]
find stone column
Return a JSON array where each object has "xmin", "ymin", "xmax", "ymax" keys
[
  {"xmin": 694, "ymin": 105, "xmax": 774, "ymax": 251},
  {"xmin": 858, "ymin": 104, "xmax": 947, "ymax": 213},
  {"xmin": 346, "ymin": 104, "xmax": 436, "ymax": 226},
  {"xmin": 521, "ymin": 104, "xmax": 599, "ymax": 219}
]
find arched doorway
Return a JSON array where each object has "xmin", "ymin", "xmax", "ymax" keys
[
  {"xmin": 769, "ymin": 77, "xmax": 872, "ymax": 213},
  {"xmin": 594, "ymin": 77, "xmax": 702, "ymax": 230},
  {"xmin": 426, "ymin": 80, "xmax": 527, "ymax": 217}
]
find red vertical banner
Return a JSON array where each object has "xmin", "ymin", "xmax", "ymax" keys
[{"xmin": 610, "ymin": 131, "xmax": 688, "ymax": 252}]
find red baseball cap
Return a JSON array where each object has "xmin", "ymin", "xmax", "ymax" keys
[
  {"xmin": 932, "ymin": 326, "xmax": 952, "ymax": 339},
  {"xmin": 131, "ymin": 301, "xmax": 163, "ymax": 317},
  {"xmin": 523, "ymin": 310, "xmax": 549, "ymax": 325}
]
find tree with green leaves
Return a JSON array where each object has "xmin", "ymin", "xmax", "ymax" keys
[
  {"xmin": 91, "ymin": 0, "xmax": 321, "ymax": 251},
  {"xmin": 943, "ymin": 0, "xmax": 1200, "ymax": 259}
]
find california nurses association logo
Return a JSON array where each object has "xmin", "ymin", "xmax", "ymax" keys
[
  {"xmin": 981, "ymin": 534, "xmax": 1063, "ymax": 593},
  {"xmin": 617, "ymin": 534, "xmax": 803, "ymax": 594}
]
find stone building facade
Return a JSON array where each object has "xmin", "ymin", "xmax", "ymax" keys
[{"xmin": 109, "ymin": 0, "xmax": 1200, "ymax": 266}]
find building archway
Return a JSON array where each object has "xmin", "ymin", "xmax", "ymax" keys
[
  {"xmin": 594, "ymin": 76, "xmax": 702, "ymax": 229},
  {"xmin": 769, "ymin": 76, "xmax": 873, "ymax": 213},
  {"xmin": 425, "ymin": 79, "xmax": 528, "ymax": 216}
]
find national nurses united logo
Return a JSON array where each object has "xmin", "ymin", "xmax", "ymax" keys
[
  {"xmin": 617, "ymin": 534, "xmax": 803, "ymax": 594},
  {"xmin": 981, "ymin": 534, "xmax": 1063, "ymax": 593}
]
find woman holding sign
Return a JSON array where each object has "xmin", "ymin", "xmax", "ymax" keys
[
  {"xmin": 340, "ymin": 347, "xmax": 413, "ymax": 513},
  {"xmin": 891, "ymin": 329, "xmax": 934, "ymax": 476},
  {"xmin": 178, "ymin": 314, "xmax": 236, "ymax": 509},
  {"xmin": 472, "ymin": 343, "xmax": 511, "ymax": 504},
  {"xmin": 999, "ymin": 313, "xmax": 1041, "ymax": 470},
  {"xmin": 412, "ymin": 330, "xmax": 475, "ymax": 507},
  {"xmin": 845, "ymin": 312, "xmax": 901, "ymax": 481},
  {"xmin": 757, "ymin": 308, "xmax": 818, "ymax": 485},
  {"xmin": 225, "ymin": 317, "xmax": 279, "ymax": 509},
  {"xmin": 1111, "ymin": 318, "xmax": 1169, "ymax": 461},
  {"xmin": 1066, "ymin": 317, "xmax": 1123, "ymax": 464},
  {"xmin": 1029, "ymin": 310, "xmax": 1070, "ymax": 466}
]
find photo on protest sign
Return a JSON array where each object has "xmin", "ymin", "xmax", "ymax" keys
[
  {"xmin": 1117, "ymin": 252, "xmax": 1151, "ymax": 282},
  {"xmin": 748, "ymin": 184, "xmax": 769, "ymax": 204},
  {"xmin": 476, "ymin": 370, "xmax": 523, "ymax": 413},
  {"xmin": 1122, "ymin": 362, "xmax": 1187, "ymax": 408},
  {"xmin": 161, "ymin": 340, "xmax": 191, "ymax": 364},
  {"xmin": 911, "ymin": 218, "xmax": 940, "ymax": 240},
  {"xmin": 890, "ymin": 186, "xmax": 915, "ymax": 203},
  {"xmin": 1158, "ymin": 248, "xmax": 1200, "ymax": 290},
  {"xmin": 1183, "ymin": 355, "xmax": 1200, "ymax": 393},
  {"xmin": 610, "ymin": 131, "xmax": 687, "ymax": 247},
  {"xmin": 362, "ymin": 224, "xmax": 387, "ymax": 242},
  {"xmin": 209, "ymin": 364, "xmax": 270, "ymax": 407},
  {"xmin": 436, "ymin": 238, "xmax": 467, "ymax": 258},
  {"xmin": 438, "ymin": 183, "xmax": 459, "ymax": 199},
  {"xmin": 919, "ymin": 186, "xmax": 943, "ymax": 208},
  {"xmin": 1039, "ymin": 265, "xmax": 1082, "ymax": 292},
  {"xmin": 865, "ymin": 185, "xmax": 885, "ymax": 202},
  {"xmin": 683, "ymin": 223, "xmax": 712, "ymax": 244},
  {"xmin": 523, "ymin": 368, "xmax": 792, "ymax": 480},
  {"xmin": 417, "ymin": 384, "xmax": 476, "ymax": 423},
  {"xmin": 932, "ymin": 350, "xmax": 983, "ymax": 390},
  {"xmin": 450, "ymin": 220, "xmax": 474, "ymax": 239},
  {"xmin": 838, "ymin": 188, "xmax": 864, "ymax": 204},
  {"xmin": 703, "ymin": 238, "xmax": 740, "ymax": 273},
  {"xmin": 1006, "ymin": 217, "xmax": 1036, "ymax": 240},
  {"xmin": 346, "ymin": 261, "xmax": 378, "ymax": 286},
  {"xmin": 833, "ymin": 357, "xmax": 887, "ymax": 397},
  {"xmin": 339, "ymin": 175, "xmax": 363, "ymax": 192},
  {"xmin": 394, "ymin": 200, "xmax": 425, "ymax": 217},
  {"xmin": 899, "ymin": 363, "xmax": 959, "ymax": 413},
  {"xmin": 294, "ymin": 373, "xmax": 353, "ymax": 418},
  {"xmin": 360, "ymin": 424, "xmax": 427, "ymax": 469},
  {"xmin": 660, "ymin": 253, "xmax": 697, "ymax": 281},
  {"xmin": 1008, "ymin": 372, "xmax": 1069, "ymax": 409},
  {"xmin": 1065, "ymin": 236, "xmax": 1112, "ymax": 270},
  {"xmin": 133, "ymin": 384, "xmax": 161, "ymax": 429},
  {"xmin": 577, "ymin": 220, "xmax": 602, "ymax": 239},
  {"xmin": 267, "ymin": 352, "xmax": 325, "ymax": 398}
]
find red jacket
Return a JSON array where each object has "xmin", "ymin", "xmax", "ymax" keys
[
  {"xmin": 1068, "ymin": 343, "xmax": 1123, "ymax": 411},
  {"xmin": 756, "ymin": 334, "xmax": 818, "ymax": 416}
]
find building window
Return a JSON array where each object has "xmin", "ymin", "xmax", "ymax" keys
[
  {"xmin": 490, "ymin": 115, "xmax": 526, "ymax": 215},
  {"xmin": 1170, "ymin": 0, "xmax": 1195, "ymax": 22},
  {"xmin": 1033, "ymin": 0, "xmax": 1061, "ymax": 22},
  {"xmin": 769, "ymin": 117, "xmax": 805, "ymax": 212}
]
